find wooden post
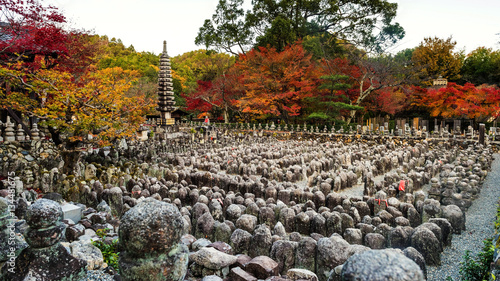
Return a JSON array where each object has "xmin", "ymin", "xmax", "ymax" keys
[{"xmin": 479, "ymin": 123, "xmax": 485, "ymax": 145}]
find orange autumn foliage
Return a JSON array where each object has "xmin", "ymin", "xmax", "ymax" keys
[{"xmin": 234, "ymin": 42, "xmax": 321, "ymax": 119}]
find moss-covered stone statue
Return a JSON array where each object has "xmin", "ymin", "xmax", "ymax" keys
[
  {"xmin": 118, "ymin": 198, "xmax": 188, "ymax": 281},
  {"xmin": 1, "ymin": 198, "xmax": 87, "ymax": 281}
]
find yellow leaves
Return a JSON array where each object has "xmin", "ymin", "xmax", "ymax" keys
[
  {"xmin": 2, "ymin": 61, "xmax": 152, "ymax": 146},
  {"xmin": 412, "ymin": 36, "xmax": 463, "ymax": 84}
]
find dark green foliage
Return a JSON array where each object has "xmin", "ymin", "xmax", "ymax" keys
[
  {"xmin": 195, "ymin": 0, "xmax": 253, "ymax": 55},
  {"xmin": 461, "ymin": 47, "xmax": 500, "ymax": 86},
  {"xmin": 197, "ymin": 0, "xmax": 405, "ymax": 54},
  {"xmin": 305, "ymin": 74, "xmax": 362, "ymax": 123}
]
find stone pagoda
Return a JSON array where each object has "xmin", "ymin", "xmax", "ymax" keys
[{"xmin": 157, "ymin": 40, "xmax": 176, "ymax": 127}]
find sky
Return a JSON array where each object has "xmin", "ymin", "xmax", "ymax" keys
[{"xmin": 47, "ymin": 0, "xmax": 500, "ymax": 57}]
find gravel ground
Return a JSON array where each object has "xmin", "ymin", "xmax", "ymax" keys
[{"xmin": 427, "ymin": 153, "xmax": 500, "ymax": 281}]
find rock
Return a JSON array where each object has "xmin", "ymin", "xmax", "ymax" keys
[
  {"xmin": 25, "ymin": 198, "xmax": 63, "ymax": 228},
  {"xmin": 66, "ymin": 223, "xmax": 86, "ymax": 242},
  {"xmin": 208, "ymin": 241, "xmax": 233, "ymax": 255},
  {"xmin": 70, "ymin": 241, "xmax": 104, "ymax": 270},
  {"xmin": 390, "ymin": 226, "xmax": 411, "ymax": 249},
  {"xmin": 103, "ymin": 186, "xmax": 123, "ymax": 217},
  {"xmin": 340, "ymin": 249, "xmax": 424, "ymax": 281},
  {"xmin": 441, "ymin": 204, "xmax": 465, "ymax": 234},
  {"xmin": 231, "ymin": 229, "xmax": 253, "ymax": 255},
  {"xmin": 180, "ymin": 234, "xmax": 197, "ymax": 249},
  {"xmin": 190, "ymin": 247, "xmax": 238, "ymax": 269},
  {"xmin": 259, "ymin": 206, "xmax": 276, "ymax": 228},
  {"xmin": 235, "ymin": 254, "xmax": 252, "ymax": 268},
  {"xmin": 213, "ymin": 221, "xmax": 232, "ymax": 244},
  {"xmin": 226, "ymin": 204, "xmax": 243, "ymax": 222},
  {"xmin": 344, "ymin": 228, "xmax": 363, "ymax": 245},
  {"xmin": 270, "ymin": 240, "xmax": 298, "ymax": 275},
  {"xmin": 230, "ymin": 266, "xmax": 258, "ymax": 281},
  {"xmin": 196, "ymin": 212, "xmax": 215, "ymax": 239},
  {"xmin": 96, "ymin": 200, "xmax": 112, "ymax": 214},
  {"xmin": 407, "ymin": 206, "xmax": 421, "ymax": 227},
  {"xmin": 394, "ymin": 216, "xmax": 410, "ymax": 226},
  {"xmin": 410, "ymin": 226, "xmax": 442, "ymax": 266},
  {"xmin": 249, "ymin": 224, "xmax": 272, "ymax": 257},
  {"xmin": 236, "ymin": 214, "xmax": 258, "ymax": 233},
  {"xmin": 15, "ymin": 197, "xmax": 28, "ymax": 219},
  {"xmin": 326, "ymin": 212, "xmax": 342, "ymax": 235},
  {"xmin": 295, "ymin": 236, "xmax": 317, "ymax": 273},
  {"xmin": 287, "ymin": 268, "xmax": 318, "ymax": 281},
  {"xmin": 273, "ymin": 221, "xmax": 287, "ymax": 237},
  {"xmin": 420, "ymin": 222, "xmax": 443, "ymax": 248},
  {"xmin": 295, "ymin": 212, "xmax": 311, "ymax": 235},
  {"xmin": 42, "ymin": 192, "xmax": 64, "ymax": 203},
  {"xmin": 279, "ymin": 208, "xmax": 296, "ymax": 233},
  {"xmin": 317, "ymin": 235, "xmax": 351, "ymax": 281},
  {"xmin": 364, "ymin": 233, "xmax": 386, "ymax": 249},
  {"xmin": 245, "ymin": 255, "xmax": 279, "ymax": 279},
  {"xmin": 422, "ymin": 199, "xmax": 441, "ymax": 222},
  {"xmin": 192, "ymin": 238, "xmax": 212, "ymax": 251},
  {"xmin": 118, "ymin": 198, "xmax": 188, "ymax": 281},
  {"xmin": 202, "ymin": 275, "xmax": 224, "ymax": 281},
  {"xmin": 428, "ymin": 218, "xmax": 453, "ymax": 246},
  {"xmin": 403, "ymin": 247, "xmax": 427, "ymax": 279}
]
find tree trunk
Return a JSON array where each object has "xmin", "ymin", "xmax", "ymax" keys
[
  {"xmin": 346, "ymin": 109, "xmax": 356, "ymax": 125},
  {"xmin": 51, "ymin": 128, "xmax": 82, "ymax": 175},
  {"xmin": 60, "ymin": 149, "xmax": 82, "ymax": 175},
  {"xmin": 224, "ymin": 106, "xmax": 229, "ymax": 124}
]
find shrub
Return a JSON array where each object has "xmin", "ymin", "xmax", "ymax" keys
[
  {"xmin": 92, "ymin": 228, "xmax": 120, "ymax": 272},
  {"xmin": 459, "ymin": 238, "xmax": 494, "ymax": 281}
]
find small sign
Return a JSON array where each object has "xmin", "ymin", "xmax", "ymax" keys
[{"xmin": 166, "ymin": 118, "xmax": 175, "ymax": 125}]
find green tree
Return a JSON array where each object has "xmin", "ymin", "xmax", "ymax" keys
[
  {"xmin": 171, "ymin": 50, "xmax": 236, "ymax": 94},
  {"xmin": 461, "ymin": 47, "xmax": 500, "ymax": 86},
  {"xmin": 197, "ymin": 0, "xmax": 405, "ymax": 54},
  {"xmin": 195, "ymin": 0, "xmax": 253, "ymax": 55},
  {"xmin": 96, "ymin": 36, "xmax": 160, "ymax": 82},
  {"xmin": 305, "ymin": 74, "xmax": 360, "ymax": 124}
]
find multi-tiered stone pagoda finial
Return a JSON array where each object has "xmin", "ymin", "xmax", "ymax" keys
[{"xmin": 157, "ymin": 40, "xmax": 176, "ymax": 126}]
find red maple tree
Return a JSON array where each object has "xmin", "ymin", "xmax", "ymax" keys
[
  {"xmin": 0, "ymin": 0, "xmax": 68, "ymax": 64},
  {"xmin": 234, "ymin": 42, "xmax": 320, "ymax": 122},
  {"xmin": 417, "ymin": 83, "xmax": 500, "ymax": 121},
  {"xmin": 184, "ymin": 70, "xmax": 242, "ymax": 123}
]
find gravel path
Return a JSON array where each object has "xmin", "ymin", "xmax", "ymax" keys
[{"xmin": 427, "ymin": 153, "xmax": 500, "ymax": 281}]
